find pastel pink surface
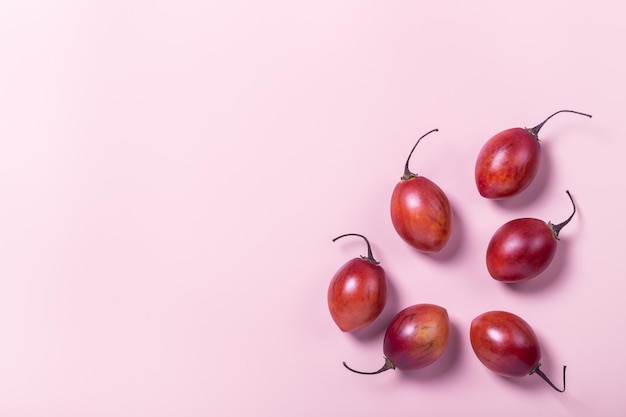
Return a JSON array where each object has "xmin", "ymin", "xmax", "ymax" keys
[{"xmin": 1, "ymin": 1, "xmax": 625, "ymax": 416}]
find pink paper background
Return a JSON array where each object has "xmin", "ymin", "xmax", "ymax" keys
[{"xmin": 1, "ymin": 1, "xmax": 625, "ymax": 416}]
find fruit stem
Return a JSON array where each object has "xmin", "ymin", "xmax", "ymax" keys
[
  {"xmin": 332, "ymin": 233, "xmax": 379, "ymax": 265},
  {"xmin": 528, "ymin": 109, "xmax": 592, "ymax": 139},
  {"xmin": 343, "ymin": 357, "xmax": 396, "ymax": 375},
  {"xmin": 548, "ymin": 190, "xmax": 576, "ymax": 240},
  {"xmin": 401, "ymin": 129, "xmax": 439, "ymax": 180},
  {"xmin": 529, "ymin": 363, "xmax": 566, "ymax": 392}
]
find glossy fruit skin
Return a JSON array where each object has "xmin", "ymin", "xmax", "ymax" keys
[
  {"xmin": 390, "ymin": 176, "xmax": 452, "ymax": 253},
  {"xmin": 383, "ymin": 303, "xmax": 449, "ymax": 370},
  {"xmin": 470, "ymin": 311, "xmax": 541, "ymax": 377},
  {"xmin": 486, "ymin": 218, "xmax": 557, "ymax": 283},
  {"xmin": 475, "ymin": 128, "xmax": 541, "ymax": 199},
  {"xmin": 327, "ymin": 258, "xmax": 387, "ymax": 332}
]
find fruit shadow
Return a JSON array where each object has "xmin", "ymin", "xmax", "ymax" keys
[
  {"xmin": 493, "ymin": 142, "xmax": 554, "ymax": 210},
  {"xmin": 501, "ymin": 238, "xmax": 570, "ymax": 294},
  {"xmin": 398, "ymin": 319, "xmax": 463, "ymax": 382},
  {"xmin": 349, "ymin": 273, "xmax": 401, "ymax": 342}
]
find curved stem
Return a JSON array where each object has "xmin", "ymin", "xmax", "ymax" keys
[
  {"xmin": 528, "ymin": 109, "xmax": 592, "ymax": 138},
  {"xmin": 401, "ymin": 128, "xmax": 439, "ymax": 180},
  {"xmin": 343, "ymin": 357, "xmax": 396, "ymax": 375},
  {"xmin": 548, "ymin": 190, "xmax": 576, "ymax": 239},
  {"xmin": 530, "ymin": 363, "xmax": 566, "ymax": 392},
  {"xmin": 332, "ymin": 233, "xmax": 379, "ymax": 265}
]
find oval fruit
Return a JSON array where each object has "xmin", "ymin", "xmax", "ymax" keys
[
  {"xmin": 486, "ymin": 190, "xmax": 576, "ymax": 283},
  {"xmin": 470, "ymin": 310, "xmax": 566, "ymax": 392},
  {"xmin": 343, "ymin": 303, "xmax": 450, "ymax": 374},
  {"xmin": 475, "ymin": 110, "xmax": 591, "ymax": 199},
  {"xmin": 390, "ymin": 129, "xmax": 452, "ymax": 253},
  {"xmin": 327, "ymin": 233, "xmax": 387, "ymax": 332}
]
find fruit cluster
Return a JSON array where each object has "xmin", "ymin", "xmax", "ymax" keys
[{"xmin": 326, "ymin": 110, "xmax": 592, "ymax": 392}]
